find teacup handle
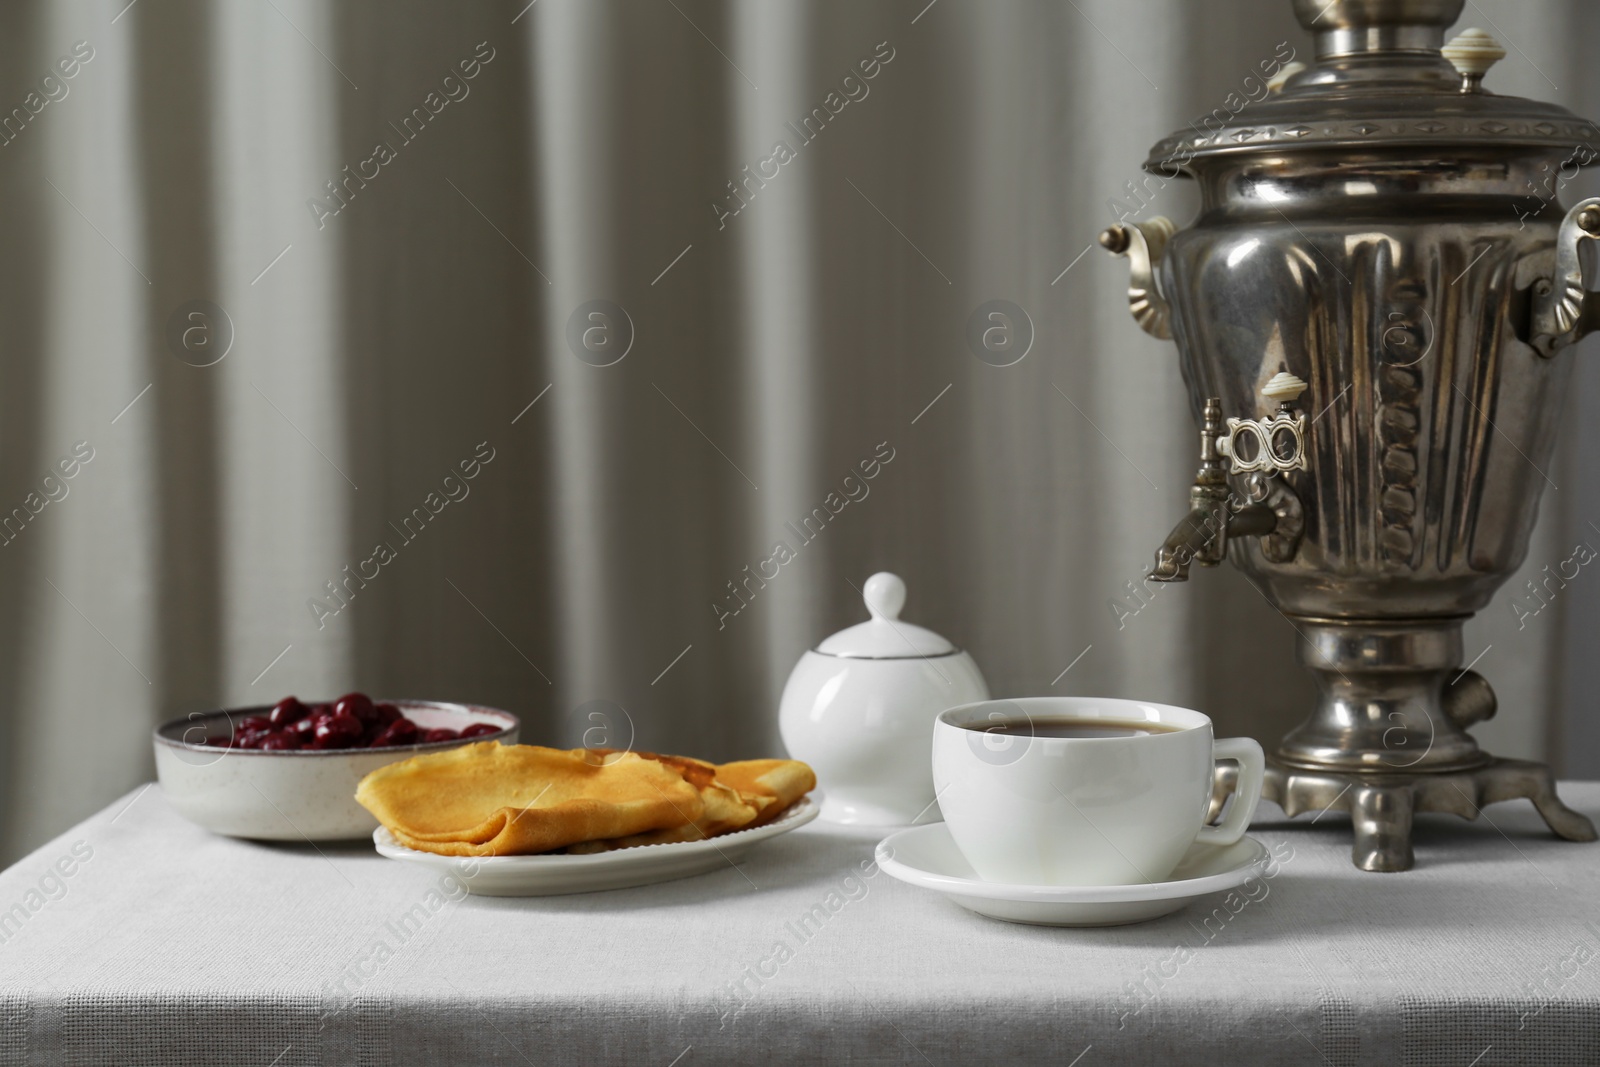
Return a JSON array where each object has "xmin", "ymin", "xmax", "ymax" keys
[{"xmin": 1196, "ymin": 737, "xmax": 1265, "ymax": 846}]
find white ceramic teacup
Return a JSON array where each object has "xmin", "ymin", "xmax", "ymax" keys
[{"xmin": 932, "ymin": 697, "xmax": 1264, "ymax": 886}]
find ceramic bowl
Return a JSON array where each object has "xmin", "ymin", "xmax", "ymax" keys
[{"xmin": 153, "ymin": 700, "xmax": 519, "ymax": 841}]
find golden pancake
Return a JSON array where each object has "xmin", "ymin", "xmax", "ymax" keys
[
  {"xmin": 714, "ymin": 759, "xmax": 818, "ymax": 827},
  {"xmin": 564, "ymin": 779, "xmax": 759, "ymax": 853},
  {"xmin": 566, "ymin": 753, "xmax": 815, "ymax": 853},
  {"xmin": 565, "ymin": 749, "xmax": 761, "ymax": 852},
  {"xmin": 581, "ymin": 748, "xmax": 719, "ymax": 792},
  {"xmin": 355, "ymin": 742, "xmax": 703, "ymax": 856}
]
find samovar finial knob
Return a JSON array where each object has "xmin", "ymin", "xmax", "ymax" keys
[
  {"xmin": 1266, "ymin": 61, "xmax": 1307, "ymax": 95},
  {"xmin": 1442, "ymin": 28, "xmax": 1506, "ymax": 93}
]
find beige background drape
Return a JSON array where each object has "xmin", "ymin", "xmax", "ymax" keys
[{"xmin": 2, "ymin": 0, "xmax": 1597, "ymax": 866}]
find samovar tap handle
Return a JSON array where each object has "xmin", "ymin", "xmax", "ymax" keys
[
  {"xmin": 1529, "ymin": 197, "xmax": 1600, "ymax": 357},
  {"xmin": 1216, "ymin": 372, "xmax": 1310, "ymax": 475},
  {"xmin": 1098, "ymin": 216, "xmax": 1176, "ymax": 340}
]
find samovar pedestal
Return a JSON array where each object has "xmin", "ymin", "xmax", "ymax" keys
[
  {"xmin": 1264, "ymin": 758, "xmax": 1597, "ymax": 873},
  {"xmin": 1257, "ymin": 616, "xmax": 1596, "ymax": 871}
]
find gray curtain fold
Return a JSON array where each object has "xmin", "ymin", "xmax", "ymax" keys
[{"xmin": 1, "ymin": 0, "xmax": 1597, "ymax": 866}]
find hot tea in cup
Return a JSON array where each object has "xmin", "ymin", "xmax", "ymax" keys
[{"xmin": 932, "ymin": 697, "xmax": 1263, "ymax": 886}]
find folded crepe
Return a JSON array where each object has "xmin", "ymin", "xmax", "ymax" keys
[
  {"xmin": 355, "ymin": 743, "xmax": 704, "ymax": 857},
  {"xmin": 356, "ymin": 741, "xmax": 816, "ymax": 858},
  {"xmin": 565, "ymin": 751, "xmax": 817, "ymax": 853},
  {"xmin": 713, "ymin": 759, "xmax": 817, "ymax": 827}
]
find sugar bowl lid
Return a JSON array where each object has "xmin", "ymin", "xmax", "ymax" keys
[{"xmin": 814, "ymin": 573, "xmax": 957, "ymax": 659}]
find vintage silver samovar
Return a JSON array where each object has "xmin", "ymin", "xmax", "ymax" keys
[{"xmin": 1101, "ymin": 0, "xmax": 1599, "ymax": 870}]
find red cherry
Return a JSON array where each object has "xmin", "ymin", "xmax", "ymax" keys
[
  {"xmin": 459, "ymin": 723, "xmax": 499, "ymax": 739},
  {"xmin": 311, "ymin": 730, "xmax": 348, "ymax": 750},
  {"xmin": 369, "ymin": 720, "xmax": 414, "ymax": 747},
  {"xmin": 313, "ymin": 713, "xmax": 363, "ymax": 749},
  {"xmin": 335, "ymin": 693, "xmax": 376, "ymax": 724},
  {"xmin": 260, "ymin": 731, "xmax": 299, "ymax": 751},
  {"xmin": 370, "ymin": 718, "xmax": 420, "ymax": 747},
  {"xmin": 235, "ymin": 723, "xmax": 273, "ymax": 748},
  {"xmin": 270, "ymin": 697, "xmax": 308, "ymax": 727},
  {"xmin": 422, "ymin": 728, "xmax": 459, "ymax": 744},
  {"xmin": 373, "ymin": 703, "xmax": 402, "ymax": 727}
]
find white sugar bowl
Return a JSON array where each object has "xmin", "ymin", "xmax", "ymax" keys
[{"xmin": 779, "ymin": 572, "xmax": 989, "ymax": 826}]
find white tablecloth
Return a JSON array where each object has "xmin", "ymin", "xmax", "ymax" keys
[{"xmin": 1, "ymin": 783, "xmax": 1598, "ymax": 1065}]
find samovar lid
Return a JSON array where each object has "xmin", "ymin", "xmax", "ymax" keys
[{"xmin": 1146, "ymin": 0, "xmax": 1600, "ymax": 175}]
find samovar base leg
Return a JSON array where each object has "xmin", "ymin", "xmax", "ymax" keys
[
  {"xmin": 1349, "ymin": 783, "xmax": 1415, "ymax": 872},
  {"xmin": 1262, "ymin": 757, "xmax": 1597, "ymax": 873},
  {"xmin": 1503, "ymin": 766, "xmax": 1599, "ymax": 844}
]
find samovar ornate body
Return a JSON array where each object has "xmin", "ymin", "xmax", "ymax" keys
[{"xmin": 1102, "ymin": 0, "xmax": 1598, "ymax": 870}]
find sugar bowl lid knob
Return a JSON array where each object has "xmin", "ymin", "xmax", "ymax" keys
[
  {"xmin": 814, "ymin": 572, "xmax": 956, "ymax": 658},
  {"xmin": 863, "ymin": 571, "xmax": 906, "ymax": 621}
]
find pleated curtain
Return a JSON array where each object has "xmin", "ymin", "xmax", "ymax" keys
[{"xmin": 1, "ymin": 0, "xmax": 1597, "ymax": 864}]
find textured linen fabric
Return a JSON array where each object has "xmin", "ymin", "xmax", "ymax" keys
[
  {"xmin": 5, "ymin": 0, "xmax": 1600, "ymax": 871},
  {"xmin": 0, "ymin": 785, "xmax": 1597, "ymax": 1066}
]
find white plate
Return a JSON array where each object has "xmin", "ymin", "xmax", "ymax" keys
[
  {"xmin": 373, "ymin": 796, "xmax": 819, "ymax": 896},
  {"xmin": 875, "ymin": 823, "xmax": 1270, "ymax": 927}
]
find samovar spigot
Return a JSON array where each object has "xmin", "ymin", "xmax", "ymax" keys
[{"xmin": 1148, "ymin": 375, "xmax": 1308, "ymax": 583}]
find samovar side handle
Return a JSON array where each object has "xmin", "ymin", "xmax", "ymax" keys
[
  {"xmin": 1529, "ymin": 197, "xmax": 1600, "ymax": 357},
  {"xmin": 1098, "ymin": 216, "xmax": 1176, "ymax": 340}
]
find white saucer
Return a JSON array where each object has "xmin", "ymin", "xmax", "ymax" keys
[
  {"xmin": 875, "ymin": 823, "xmax": 1270, "ymax": 927},
  {"xmin": 373, "ymin": 797, "xmax": 817, "ymax": 896}
]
